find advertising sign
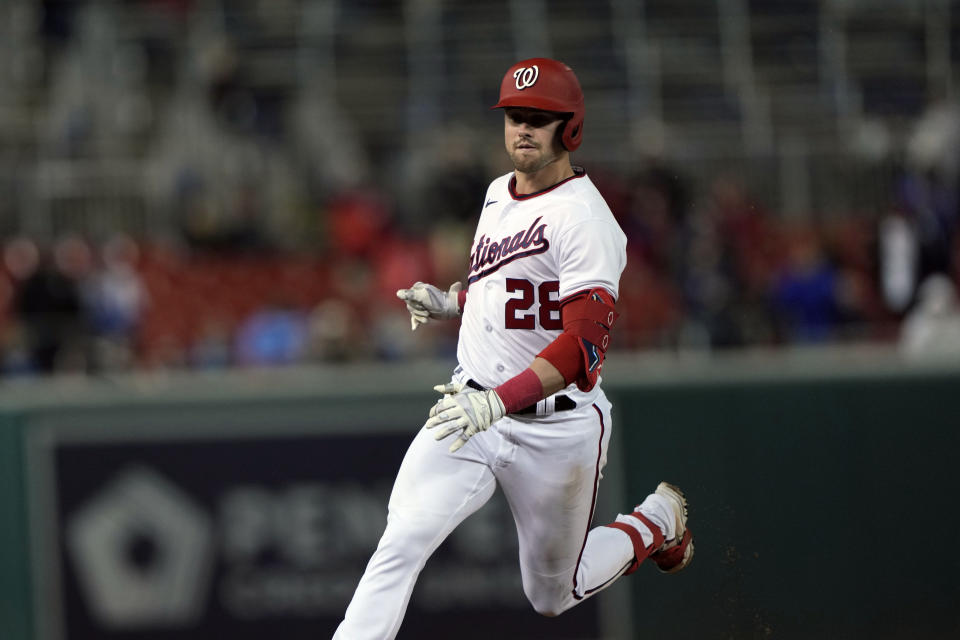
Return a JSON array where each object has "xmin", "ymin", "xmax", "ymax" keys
[{"xmin": 34, "ymin": 428, "xmax": 601, "ymax": 639}]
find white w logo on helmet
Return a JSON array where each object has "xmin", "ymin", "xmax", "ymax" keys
[{"xmin": 513, "ymin": 65, "xmax": 539, "ymax": 90}]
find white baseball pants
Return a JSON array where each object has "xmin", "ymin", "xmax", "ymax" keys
[{"xmin": 334, "ymin": 393, "xmax": 658, "ymax": 640}]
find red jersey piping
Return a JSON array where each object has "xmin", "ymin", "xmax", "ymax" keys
[{"xmin": 509, "ymin": 166, "xmax": 586, "ymax": 201}]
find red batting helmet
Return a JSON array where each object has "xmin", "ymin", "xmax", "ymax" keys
[{"xmin": 492, "ymin": 57, "xmax": 585, "ymax": 152}]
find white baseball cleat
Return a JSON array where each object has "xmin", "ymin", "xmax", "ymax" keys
[{"xmin": 650, "ymin": 481, "xmax": 694, "ymax": 574}]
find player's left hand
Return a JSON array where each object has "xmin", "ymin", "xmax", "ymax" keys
[{"xmin": 424, "ymin": 386, "xmax": 505, "ymax": 452}]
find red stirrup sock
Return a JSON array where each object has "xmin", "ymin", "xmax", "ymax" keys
[{"xmin": 606, "ymin": 512, "xmax": 665, "ymax": 575}]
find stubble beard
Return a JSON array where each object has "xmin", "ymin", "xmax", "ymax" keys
[{"xmin": 509, "ymin": 146, "xmax": 557, "ymax": 174}]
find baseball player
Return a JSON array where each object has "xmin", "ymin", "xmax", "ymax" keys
[{"xmin": 334, "ymin": 58, "xmax": 693, "ymax": 640}]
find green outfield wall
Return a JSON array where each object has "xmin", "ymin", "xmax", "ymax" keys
[
  {"xmin": 1, "ymin": 350, "xmax": 958, "ymax": 639},
  {"xmin": 604, "ymin": 351, "xmax": 960, "ymax": 640}
]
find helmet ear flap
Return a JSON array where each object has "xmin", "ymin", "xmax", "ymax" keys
[{"xmin": 561, "ymin": 116, "xmax": 583, "ymax": 151}]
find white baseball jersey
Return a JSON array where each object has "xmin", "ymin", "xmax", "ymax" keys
[{"xmin": 457, "ymin": 168, "xmax": 627, "ymax": 404}]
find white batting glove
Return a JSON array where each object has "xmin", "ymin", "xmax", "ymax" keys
[
  {"xmin": 396, "ymin": 281, "xmax": 462, "ymax": 331},
  {"xmin": 433, "ymin": 382, "xmax": 465, "ymax": 395},
  {"xmin": 424, "ymin": 386, "xmax": 505, "ymax": 452}
]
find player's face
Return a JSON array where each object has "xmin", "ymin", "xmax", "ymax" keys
[{"xmin": 504, "ymin": 108, "xmax": 565, "ymax": 173}]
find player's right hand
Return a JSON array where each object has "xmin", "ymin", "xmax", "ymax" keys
[
  {"xmin": 424, "ymin": 386, "xmax": 505, "ymax": 453},
  {"xmin": 433, "ymin": 382, "xmax": 465, "ymax": 395},
  {"xmin": 396, "ymin": 281, "xmax": 462, "ymax": 331}
]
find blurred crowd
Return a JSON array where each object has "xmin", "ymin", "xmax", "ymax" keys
[
  {"xmin": 3, "ymin": 156, "xmax": 960, "ymax": 377},
  {"xmin": 2, "ymin": 1, "xmax": 960, "ymax": 376},
  {"xmin": 0, "ymin": 200, "xmax": 469, "ymax": 375}
]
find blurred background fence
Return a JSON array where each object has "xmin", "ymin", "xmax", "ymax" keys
[
  {"xmin": 1, "ymin": 0, "xmax": 960, "ymax": 373},
  {"xmin": 3, "ymin": 1, "xmax": 960, "ymax": 639}
]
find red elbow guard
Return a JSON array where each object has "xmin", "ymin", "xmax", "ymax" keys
[
  {"xmin": 538, "ymin": 288, "xmax": 619, "ymax": 392},
  {"xmin": 538, "ymin": 333, "xmax": 583, "ymax": 385}
]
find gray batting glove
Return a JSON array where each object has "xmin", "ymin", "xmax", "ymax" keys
[
  {"xmin": 396, "ymin": 281, "xmax": 462, "ymax": 331},
  {"xmin": 424, "ymin": 386, "xmax": 506, "ymax": 452}
]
